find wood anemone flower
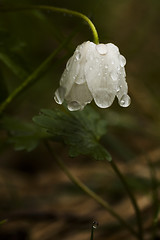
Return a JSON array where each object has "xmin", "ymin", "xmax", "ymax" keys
[{"xmin": 54, "ymin": 41, "xmax": 131, "ymax": 111}]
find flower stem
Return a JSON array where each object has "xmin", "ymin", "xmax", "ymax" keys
[
  {"xmin": 90, "ymin": 223, "xmax": 95, "ymax": 240},
  {"xmin": 109, "ymin": 160, "xmax": 143, "ymax": 240},
  {"xmin": 0, "ymin": 31, "xmax": 75, "ymax": 114},
  {"xmin": 0, "ymin": 5, "xmax": 99, "ymax": 44},
  {"xmin": 46, "ymin": 142, "xmax": 139, "ymax": 238}
]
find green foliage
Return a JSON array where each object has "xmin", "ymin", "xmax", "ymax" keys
[
  {"xmin": 1, "ymin": 116, "xmax": 49, "ymax": 151},
  {"xmin": 33, "ymin": 106, "xmax": 112, "ymax": 161},
  {"xmin": 1, "ymin": 106, "xmax": 111, "ymax": 161}
]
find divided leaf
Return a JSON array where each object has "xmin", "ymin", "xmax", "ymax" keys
[{"xmin": 33, "ymin": 106, "xmax": 111, "ymax": 161}]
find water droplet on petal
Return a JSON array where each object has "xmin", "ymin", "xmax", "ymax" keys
[
  {"xmin": 75, "ymin": 77, "xmax": 85, "ymax": 84},
  {"xmin": 96, "ymin": 44, "xmax": 107, "ymax": 55},
  {"xmin": 68, "ymin": 101, "xmax": 82, "ymax": 111},
  {"xmin": 54, "ymin": 87, "xmax": 65, "ymax": 104},
  {"xmin": 94, "ymin": 89, "xmax": 115, "ymax": 108},
  {"xmin": 119, "ymin": 94, "xmax": 131, "ymax": 107},
  {"xmin": 75, "ymin": 51, "xmax": 81, "ymax": 60},
  {"xmin": 92, "ymin": 221, "xmax": 99, "ymax": 229},
  {"xmin": 111, "ymin": 72, "xmax": 118, "ymax": 81},
  {"xmin": 116, "ymin": 85, "xmax": 122, "ymax": 93},
  {"xmin": 119, "ymin": 55, "xmax": 126, "ymax": 67},
  {"xmin": 66, "ymin": 58, "xmax": 72, "ymax": 71}
]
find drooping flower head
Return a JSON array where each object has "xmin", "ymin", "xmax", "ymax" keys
[{"xmin": 54, "ymin": 41, "xmax": 131, "ymax": 111}]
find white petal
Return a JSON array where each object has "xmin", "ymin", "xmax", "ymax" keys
[
  {"xmin": 60, "ymin": 58, "xmax": 80, "ymax": 97},
  {"xmin": 60, "ymin": 42, "xmax": 92, "ymax": 94},
  {"xmin": 66, "ymin": 82, "xmax": 93, "ymax": 107},
  {"xmin": 104, "ymin": 43, "xmax": 120, "ymax": 73},
  {"xmin": 85, "ymin": 43, "xmax": 118, "ymax": 107},
  {"xmin": 60, "ymin": 47, "xmax": 83, "ymax": 96},
  {"xmin": 93, "ymin": 88, "xmax": 115, "ymax": 108},
  {"xmin": 116, "ymin": 68, "xmax": 128, "ymax": 99}
]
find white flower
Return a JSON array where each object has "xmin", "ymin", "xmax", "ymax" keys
[{"xmin": 54, "ymin": 41, "xmax": 131, "ymax": 111}]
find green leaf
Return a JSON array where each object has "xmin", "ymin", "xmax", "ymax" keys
[
  {"xmin": 33, "ymin": 106, "xmax": 112, "ymax": 161},
  {"xmin": 1, "ymin": 116, "xmax": 49, "ymax": 151}
]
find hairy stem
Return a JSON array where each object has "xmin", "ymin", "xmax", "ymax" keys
[
  {"xmin": 46, "ymin": 142, "xmax": 139, "ymax": 238},
  {"xmin": 0, "ymin": 5, "xmax": 99, "ymax": 44}
]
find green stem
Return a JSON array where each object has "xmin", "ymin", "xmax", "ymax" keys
[
  {"xmin": 110, "ymin": 161, "xmax": 143, "ymax": 240},
  {"xmin": 46, "ymin": 142, "xmax": 138, "ymax": 238},
  {"xmin": 0, "ymin": 31, "xmax": 75, "ymax": 114},
  {"xmin": 90, "ymin": 225, "xmax": 94, "ymax": 240},
  {"xmin": 0, "ymin": 5, "xmax": 99, "ymax": 44}
]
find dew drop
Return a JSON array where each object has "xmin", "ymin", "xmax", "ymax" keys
[
  {"xmin": 105, "ymin": 65, "xmax": 108, "ymax": 69},
  {"xmin": 111, "ymin": 72, "xmax": 118, "ymax": 81},
  {"xmin": 54, "ymin": 87, "xmax": 65, "ymax": 104},
  {"xmin": 119, "ymin": 55, "xmax": 126, "ymax": 67},
  {"xmin": 119, "ymin": 94, "xmax": 131, "ymax": 107},
  {"xmin": 116, "ymin": 85, "xmax": 122, "ymax": 93},
  {"xmin": 89, "ymin": 67, "xmax": 93, "ymax": 71},
  {"xmin": 96, "ymin": 44, "xmax": 107, "ymax": 55},
  {"xmin": 94, "ymin": 89, "xmax": 115, "ymax": 108},
  {"xmin": 66, "ymin": 58, "xmax": 72, "ymax": 70},
  {"xmin": 75, "ymin": 51, "xmax": 81, "ymax": 60},
  {"xmin": 75, "ymin": 77, "xmax": 85, "ymax": 84},
  {"xmin": 68, "ymin": 101, "xmax": 81, "ymax": 111},
  {"xmin": 92, "ymin": 221, "xmax": 99, "ymax": 229}
]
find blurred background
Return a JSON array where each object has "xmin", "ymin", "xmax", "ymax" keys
[{"xmin": 0, "ymin": 0, "xmax": 160, "ymax": 239}]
